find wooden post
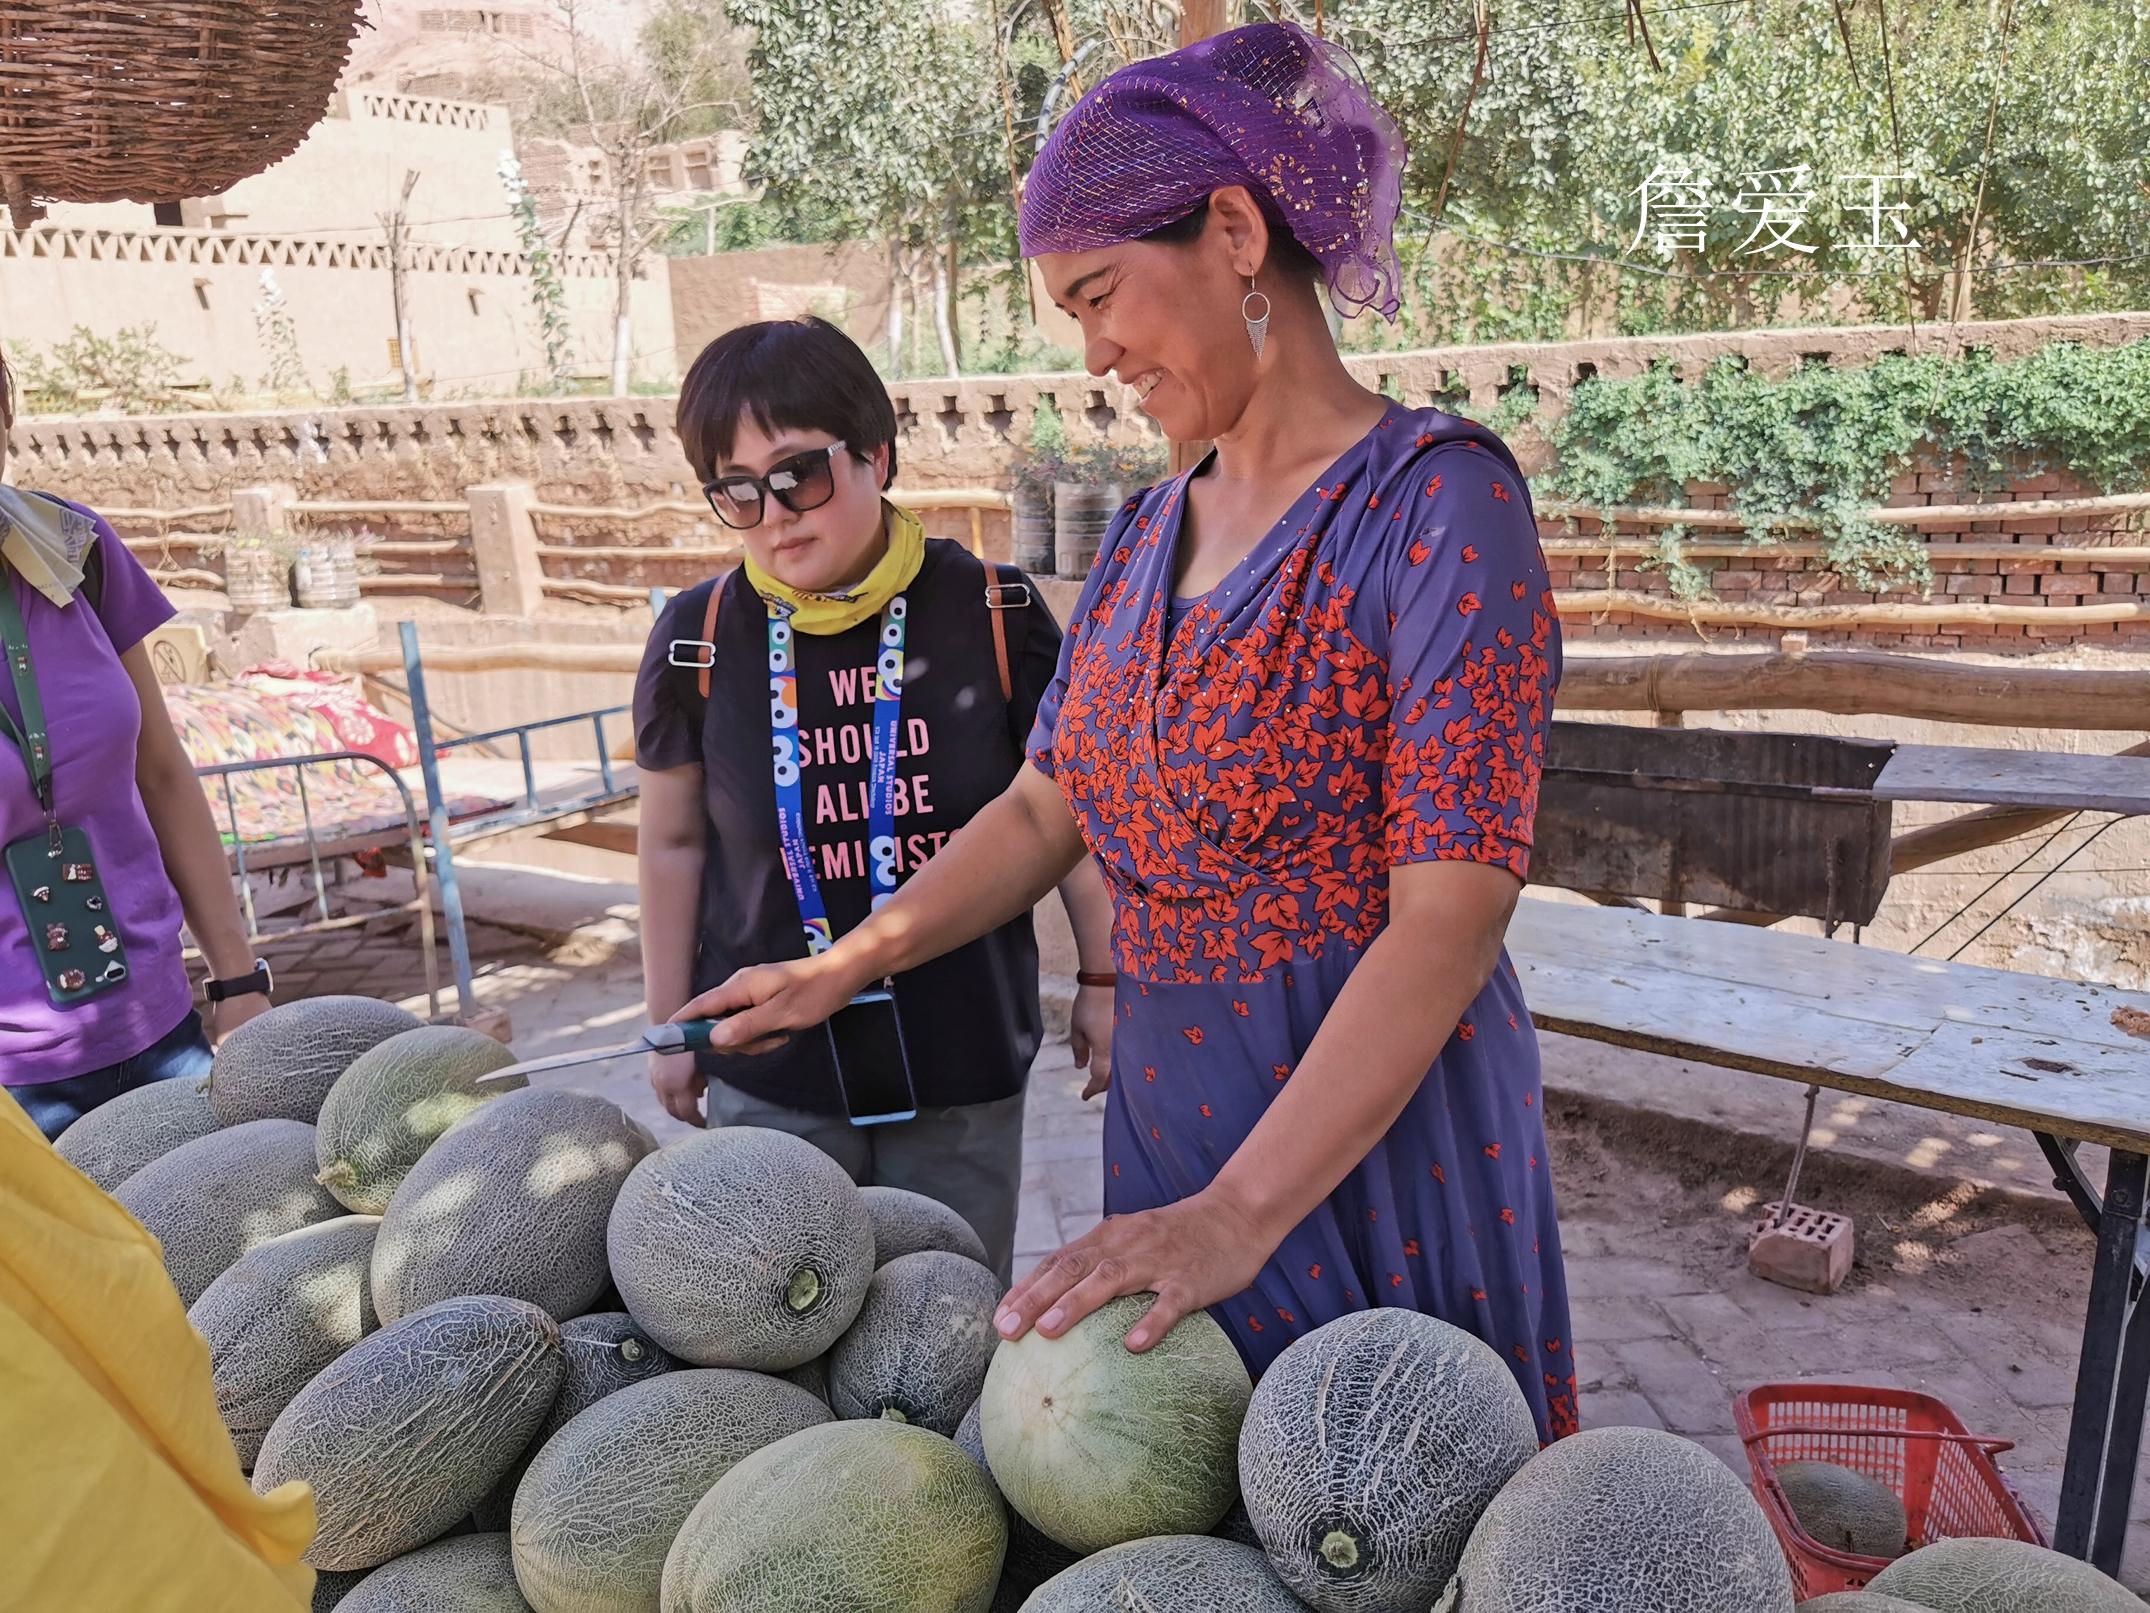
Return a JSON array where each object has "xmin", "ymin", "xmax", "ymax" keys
[{"xmin": 466, "ymin": 483, "xmax": 546, "ymax": 618}]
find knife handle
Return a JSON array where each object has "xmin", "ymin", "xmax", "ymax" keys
[{"xmin": 647, "ymin": 1018, "xmax": 722, "ymax": 1055}]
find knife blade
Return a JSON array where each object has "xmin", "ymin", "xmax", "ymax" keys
[{"xmin": 475, "ymin": 1018, "xmax": 723, "ymax": 1084}]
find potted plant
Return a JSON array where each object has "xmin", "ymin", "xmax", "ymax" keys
[
  {"xmin": 1052, "ymin": 436, "xmax": 1168, "ymax": 580},
  {"xmin": 220, "ymin": 527, "xmax": 300, "ymax": 614},
  {"xmin": 1010, "ymin": 401, "xmax": 1068, "ymax": 575}
]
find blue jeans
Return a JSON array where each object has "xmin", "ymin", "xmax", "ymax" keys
[{"xmin": 11, "ymin": 1010, "xmax": 215, "ymax": 1142}]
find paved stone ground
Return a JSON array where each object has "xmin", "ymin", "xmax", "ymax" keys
[{"xmin": 386, "ymin": 856, "xmax": 2148, "ymax": 1590}]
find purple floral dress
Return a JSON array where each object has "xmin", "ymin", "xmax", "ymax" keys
[{"xmin": 1029, "ymin": 403, "xmax": 1578, "ymax": 1441}]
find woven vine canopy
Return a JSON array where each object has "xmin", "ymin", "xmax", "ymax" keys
[{"xmin": 0, "ymin": 1, "xmax": 369, "ymax": 228}]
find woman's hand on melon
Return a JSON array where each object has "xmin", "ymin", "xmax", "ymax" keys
[
  {"xmin": 674, "ymin": 955, "xmax": 862, "ymax": 1057},
  {"xmin": 650, "ymin": 1050, "xmax": 707, "ymax": 1127},
  {"xmin": 995, "ymin": 1191, "xmax": 1272, "ymax": 1354}
]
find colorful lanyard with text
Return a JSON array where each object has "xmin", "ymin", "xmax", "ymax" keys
[
  {"xmin": 0, "ymin": 575, "xmax": 57, "ymax": 818},
  {"xmin": 766, "ymin": 596, "xmax": 907, "ymax": 955}
]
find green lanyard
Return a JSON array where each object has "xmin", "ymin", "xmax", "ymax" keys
[{"xmin": 0, "ymin": 573, "xmax": 56, "ymax": 817}]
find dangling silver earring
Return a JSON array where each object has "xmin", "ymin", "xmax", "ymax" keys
[{"xmin": 1242, "ymin": 276, "xmax": 1271, "ymax": 359}]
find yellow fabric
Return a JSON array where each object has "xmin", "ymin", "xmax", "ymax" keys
[
  {"xmin": 0, "ymin": 485, "xmax": 98, "ymax": 607},
  {"xmin": 743, "ymin": 500, "xmax": 925, "ymax": 635},
  {"xmin": 0, "ymin": 1087, "xmax": 316, "ymax": 1611}
]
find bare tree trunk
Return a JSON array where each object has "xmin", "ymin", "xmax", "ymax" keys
[
  {"xmin": 613, "ymin": 166, "xmax": 641, "ymax": 396},
  {"xmin": 381, "ymin": 170, "xmax": 421, "ymax": 404},
  {"xmin": 932, "ymin": 235, "xmax": 961, "ymax": 378},
  {"xmin": 887, "ymin": 239, "xmax": 906, "ymax": 379}
]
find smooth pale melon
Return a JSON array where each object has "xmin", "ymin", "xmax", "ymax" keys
[
  {"xmin": 1777, "ymin": 1462, "xmax": 1908, "ymax": 1560},
  {"xmin": 315, "ymin": 1025, "xmax": 524, "ymax": 1213},
  {"xmin": 509, "ymin": 1367, "xmax": 830, "ymax": 1612},
  {"xmin": 956, "ymin": 1398, "xmax": 1081, "ymax": 1611},
  {"xmin": 1434, "ymin": 1426, "xmax": 1796, "ymax": 1613},
  {"xmin": 471, "ymin": 1310, "xmax": 680, "ymax": 1531},
  {"xmin": 1241, "ymin": 1309, "xmax": 1538, "ymax": 1612},
  {"xmin": 114, "ymin": 1117, "xmax": 345, "ymax": 1306},
  {"xmin": 606, "ymin": 1127, "xmax": 874, "ymax": 1370},
  {"xmin": 333, "ymin": 1533, "xmax": 528, "ymax": 1611},
  {"xmin": 828, "ymin": 1250, "xmax": 1000, "ymax": 1434},
  {"xmin": 659, "ymin": 1419, "xmax": 1005, "ymax": 1613},
  {"xmin": 863, "ymin": 1185, "xmax": 991, "ymax": 1267},
  {"xmin": 1018, "ymin": 1535, "xmax": 1311, "ymax": 1612},
  {"xmin": 54, "ymin": 1074, "xmax": 220, "ymax": 1190},
  {"xmin": 252, "ymin": 1294, "xmax": 563, "ymax": 1572},
  {"xmin": 980, "ymin": 1293, "xmax": 1252, "ymax": 1554},
  {"xmin": 371, "ymin": 1087, "xmax": 652, "ymax": 1325},
  {"xmin": 1866, "ymin": 1538, "xmax": 2147, "ymax": 1611},
  {"xmin": 206, "ymin": 995, "xmax": 423, "ymax": 1126},
  {"xmin": 1796, "ymin": 1596, "xmax": 1934, "ymax": 1612},
  {"xmin": 188, "ymin": 1215, "xmax": 381, "ymax": 1467}
]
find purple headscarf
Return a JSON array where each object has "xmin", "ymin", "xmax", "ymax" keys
[{"xmin": 1018, "ymin": 21, "xmax": 1407, "ymax": 322}]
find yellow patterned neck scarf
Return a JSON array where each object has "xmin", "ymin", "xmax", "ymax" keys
[{"xmin": 743, "ymin": 501, "xmax": 926, "ymax": 636}]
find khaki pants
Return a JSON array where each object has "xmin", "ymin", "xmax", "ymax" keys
[{"xmin": 703, "ymin": 1080, "xmax": 1026, "ymax": 1286}]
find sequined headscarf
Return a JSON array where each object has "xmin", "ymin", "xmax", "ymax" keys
[{"xmin": 1018, "ymin": 21, "xmax": 1407, "ymax": 322}]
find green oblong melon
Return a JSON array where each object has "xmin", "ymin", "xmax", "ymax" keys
[
  {"xmin": 606, "ymin": 1127, "xmax": 874, "ymax": 1370},
  {"xmin": 955, "ymin": 1398, "xmax": 1080, "ymax": 1610},
  {"xmin": 252, "ymin": 1294, "xmax": 563, "ymax": 1573},
  {"xmin": 371, "ymin": 1087, "xmax": 652, "ymax": 1325},
  {"xmin": 54, "ymin": 1074, "xmax": 220, "ymax": 1190},
  {"xmin": 862, "ymin": 1185, "xmax": 991, "ymax": 1267},
  {"xmin": 1240, "ymin": 1309, "xmax": 1539, "ymax": 1613},
  {"xmin": 315, "ymin": 1025, "xmax": 524, "ymax": 1214},
  {"xmin": 114, "ymin": 1118, "xmax": 345, "ymax": 1306},
  {"xmin": 509, "ymin": 1367, "xmax": 830, "ymax": 1612},
  {"xmin": 1019, "ymin": 1534, "xmax": 1310, "ymax": 1612},
  {"xmin": 827, "ymin": 1250, "xmax": 1001, "ymax": 1434},
  {"xmin": 1796, "ymin": 1595, "xmax": 1934, "ymax": 1612},
  {"xmin": 980, "ymin": 1293, "xmax": 1252, "ymax": 1555},
  {"xmin": 1866, "ymin": 1538, "xmax": 2146, "ymax": 1611},
  {"xmin": 471, "ymin": 1310, "xmax": 680, "ymax": 1532},
  {"xmin": 206, "ymin": 995, "xmax": 424, "ymax": 1126},
  {"xmin": 1777, "ymin": 1462, "xmax": 1908, "ymax": 1560},
  {"xmin": 659, "ymin": 1419, "xmax": 1005, "ymax": 1613},
  {"xmin": 332, "ymin": 1533, "xmax": 527, "ymax": 1612},
  {"xmin": 187, "ymin": 1214, "xmax": 381, "ymax": 1468},
  {"xmin": 1435, "ymin": 1426, "xmax": 1795, "ymax": 1613}
]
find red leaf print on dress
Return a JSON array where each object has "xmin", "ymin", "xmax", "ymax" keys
[
  {"xmin": 1490, "ymin": 481, "xmax": 1510, "ymax": 502},
  {"xmin": 1181, "ymin": 1026, "xmax": 1204, "ymax": 1046},
  {"xmin": 1457, "ymin": 592, "xmax": 1482, "ymax": 617}
]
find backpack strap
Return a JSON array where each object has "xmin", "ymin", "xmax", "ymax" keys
[
  {"xmin": 984, "ymin": 562, "xmax": 1031, "ymax": 706},
  {"xmin": 695, "ymin": 572, "xmax": 723, "ymax": 701}
]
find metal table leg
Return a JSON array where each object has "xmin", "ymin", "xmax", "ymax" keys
[
  {"xmin": 2055, "ymin": 1146, "xmax": 2148, "ymax": 1577},
  {"xmin": 401, "ymin": 622, "xmax": 476, "ymax": 1022}
]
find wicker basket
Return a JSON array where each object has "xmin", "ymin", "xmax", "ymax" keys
[{"xmin": 0, "ymin": 2, "xmax": 368, "ymax": 227}]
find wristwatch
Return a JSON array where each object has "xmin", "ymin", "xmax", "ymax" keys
[{"xmin": 205, "ymin": 958, "xmax": 275, "ymax": 1003}]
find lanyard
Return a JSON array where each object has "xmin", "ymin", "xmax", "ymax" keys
[
  {"xmin": 0, "ymin": 575, "xmax": 56, "ymax": 817},
  {"xmin": 767, "ymin": 596, "xmax": 907, "ymax": 955}
]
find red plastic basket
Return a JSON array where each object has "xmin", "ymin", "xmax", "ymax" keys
[{"xmin": 1734, "ymin": 1383, "xmax": 2048, "ymax": 1597}]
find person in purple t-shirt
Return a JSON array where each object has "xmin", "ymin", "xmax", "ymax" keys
[{"xmin": 1, "ymin": 353, "xmax": 274, "ymax": 1139}]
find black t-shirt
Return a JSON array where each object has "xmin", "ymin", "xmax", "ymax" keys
[{"xmin": 634, "ymin": 539, "xmax": 1061, "ymax": 1112}]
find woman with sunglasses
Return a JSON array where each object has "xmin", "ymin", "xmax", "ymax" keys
[{"xmin": 633, "ymin": 317, "xmax": 1114, "ymax": 1282}]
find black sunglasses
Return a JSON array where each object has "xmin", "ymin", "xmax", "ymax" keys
[{"xmin": 702, "ymin": 440, "xmax": 848, "ymax": 530}]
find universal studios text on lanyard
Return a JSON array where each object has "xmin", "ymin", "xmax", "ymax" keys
[{"xmin": 766, "ymin": 594, "xmax": 919, "ymax": 1127}]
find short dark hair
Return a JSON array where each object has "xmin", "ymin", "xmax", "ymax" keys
[
  {"xmin": 1142, "ymin": 197, "xmax": 1323, "ymax": 281},
  {"xmin": 1, "ymin": 346, "xmax": 13, "ymax": 435},
  {"xmin": 674, "ymin": 317, "xmax": 898, "ymax": 489}
]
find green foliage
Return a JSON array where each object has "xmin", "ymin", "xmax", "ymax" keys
[
  {"xmin": 1060, "ymin": 435, "xmax": 1170, "ymax": 489},
  {"xmin": 501, "ymin": 155, "xmax": 576, "ymax": 389},
  {"xmin": 15, "ymin": 325, "xmax": 190, "ymax": 415},
  {"xmin": 1015, "ymin": 399, "xmax": 1071, "ymax": 488},
  {"xmin": 1541, "ymin": 337, "xmax": 2150, "ymax": 592}
]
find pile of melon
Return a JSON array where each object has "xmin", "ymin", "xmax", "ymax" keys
[{"xmin": 57, "ymin": 996, "xmax": 2148, "ymax": 1613}]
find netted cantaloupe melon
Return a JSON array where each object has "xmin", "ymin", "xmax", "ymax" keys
[
  {"xmin": 1434, "ymin": 1426, "xmax": 1796, "ymax": 1613},
  {"xmin": 1866, "ymin": 1537, "xmax": 2147, "ymax": 1611},
  {"xmin": 779, "ymin": 1352, "xmax": 829, "ymax": 1404},
  {"xmin": 1018, "ymin": 1534, "xmax": 1311, "ymax": 1612},
  {"xmin": 863, "ymin": 1184, "xmax": 991, "ymax": 1267},
  {"xmin": 188, "ymin": 1214, "xmax": 381, "ymax": 1468},
  {"xmin": 955, "ymin": 1397, "xmax": 1080, "ymax": 1611},
  {"xmin": 54, "ymin": 1073, "xmax": 220, "ymax": 1190},
  {"xmin": 312, "ymin": 1567, "xmax": 369, "ymax": 1610},
  {"xmin": 980, "ymin": 1293, "xmax": 1252, "ymax": 1555},
  {"xmin": 252, "ymin": 1294, "xmax": 563, "ymax": 1573},
  {"xmin": 332, "ymin": 1532, "xmax": 528, "ymax": 1611},
  {"xmin": 606, "ymin": 1127, "xmax": 874, "ymax": 1370},
  {"xmin": 206, "ymin": 995, "xmax": 423, "ymax": 1126},
  {"xmin": 827, "ymin": 1249, "xmax": 1000, "ymax": 1434},
  {"xmin": 509, "ymin": 1367, "xmax": 830, "ymax": 1612},
  {"xmin": 659, "ymin": 1419, "xmax": 1006, "ymax": 1613},
  {"xmin": 472, "ymin": 1310, "xmax": 680, "ymax": 1531},
  {"xmin": 114, "ymin": 1117, "xmax": 345, "ymax": 1306},
  {"xmin": 314, "ymin": 1025, "xmax": 524, "ymax": 1213},
  {"xmin": 371, "ymin": 1087, "xmax": 652, "ymax": 1325},
  {"xmin": 1796, "ymin": 1595, "xmax": 1934, "ymax": 1612},
  {"xmin": 1240, "ymin": 1309, "xmax": 1538, "ymax": 1612},
  {"xmin": 1777, "ymin": 1462, "xmax": 1908, "ymax": 1560}
]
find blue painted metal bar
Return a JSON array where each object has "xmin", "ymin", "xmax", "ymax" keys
[
  {"xmin": 428, "ymin": 705, "xmax": 632, "ymax": 753},
  {"xmin": 594, "ymin": 710, "xmax": 616, "ymax": 794},
  {"xmin": 401, "ymin": 621, "xmax": 476, "ymax": 1021},
  {"xmin": 518, "ymin": 729, "xmax": 537, "ymax": 807}
]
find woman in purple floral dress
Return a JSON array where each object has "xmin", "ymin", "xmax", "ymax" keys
[{"xmin": 679, "ymin": 19, "xmax": 1576, "ymax": 1442}]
